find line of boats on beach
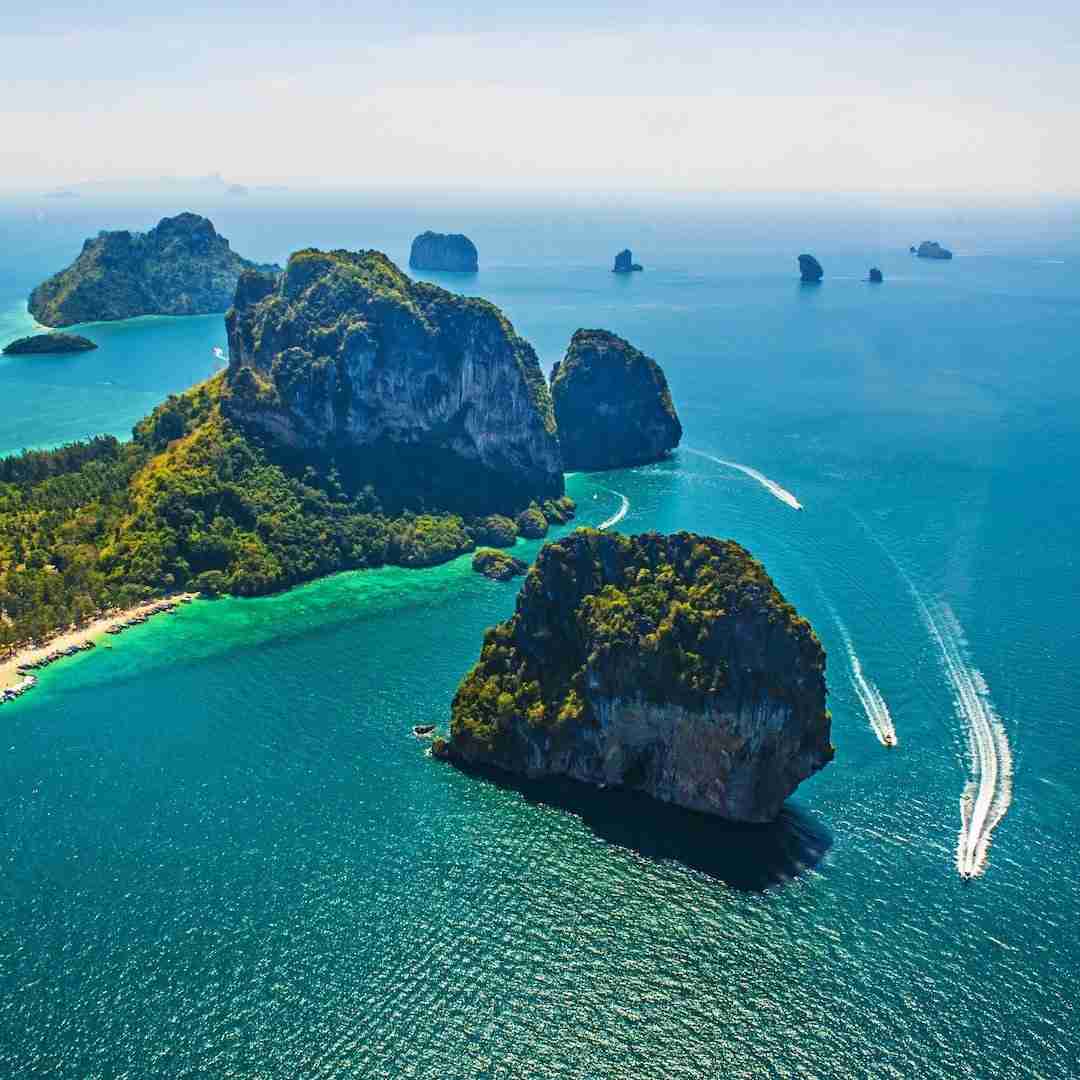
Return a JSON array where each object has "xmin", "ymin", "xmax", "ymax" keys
[
  {"xmin": 1, "ymin": 673, "xmax": 37, "ymax": 703},
  {"xmin": 1, "ymin": 596, "xmax": 194, "ymax": 706}
]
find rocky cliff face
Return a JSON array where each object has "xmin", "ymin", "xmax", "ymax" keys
[
  {"xmin": 916, "ymin": 241, "xmax": 953, "ymax": 260},
  {"xmin": 550, "ymin": 329, "xmax": 682, "ymax": 471},
  {"xmin": 224, "ymin": 248, "xmax": 563, "ymax": 513},
  {"xmin": 408, "ymin": 232, "xmax": 479, "ymax": 272},
  {"xmin": 798, "ymin": 254, "xmax": 824, "ymax": 282},
  {"xmin": 28, "ymin": 213, "xmax": 277, "ymax": 327},
  {"xmin": 441, "ymin": 530, "xmax": 832, "ymax": 823}
]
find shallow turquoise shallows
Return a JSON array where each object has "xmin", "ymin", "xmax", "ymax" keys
[{"xmin": 1, "ymin": 197, "xmax": 1078, "ymax": 1079}]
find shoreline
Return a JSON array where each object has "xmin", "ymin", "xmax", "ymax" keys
[{"xmin": 0, "ymin": 593, "xmax": 197, "ymax": 698}]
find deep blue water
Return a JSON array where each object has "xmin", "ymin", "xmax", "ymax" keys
[{"xmin": 1, "ymin": 195, "xmax": 1079, "ymax": 1078}]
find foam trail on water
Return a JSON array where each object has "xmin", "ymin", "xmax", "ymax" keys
[
  {"xmin": 831, "ymin": 613, "xmax": 897, "ymax": 747},
  {"xmin": 887, "ymin": 558, "xmax": 1008, "ymax": 871},
  {"xmin": 853, "ymin": 515, "xmax": 1013, "ymax": 877},
  {"xmin": 684, "ymin": 448, "xmax": 803, "ymax": 510},
  {"xmin": 932, "ymin": 604, "xmax": 1014, "ymax": 879},
  {"xmin": 598, "ymin": 489, "xmax": 630, "ymax": 530}
]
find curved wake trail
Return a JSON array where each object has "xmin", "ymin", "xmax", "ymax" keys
[
  {"xmin": 832, "ymin": 615, "xmax": 897, "ymax": 747},
  {"xmin": 597, "ymin": 489, "xmax": 630, "ymax": 530},
  {"xmin": 684, "ymin": 448, "xmax": 803, "ymax": 510}
]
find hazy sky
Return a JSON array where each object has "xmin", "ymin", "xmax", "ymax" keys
[{"xmin": 4, "ymin": 1, "xmax": 1078, "ymax": 194}]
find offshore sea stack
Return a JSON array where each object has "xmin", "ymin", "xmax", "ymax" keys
[
  {"xmin": 408, "ymin": 232, "xmax": 479, "ymax": 272},
  {"xmin": 550, "ymin": 329, "xmax": 682, "ymax": 471},
  {"xmin": 3, "ymin": 332, "xmax": 97, "ymax": 355},
  {"xmin": 224, "ymin": 248, "xmax": 563, "ymax": 513},
  {"xmin": 798, "ymin": 254, "xmax": 824, "ymax": 282},
  {"xmin": 438, "ymin": 530, "xmax": 833, "ymax": 823},
  {"xmin": 915, "ymin": 241, "xmax": 953, "ymax": 260},
  {"xmin": 28, "ymin": 213, "xmax": 278, "ymax": 326}
]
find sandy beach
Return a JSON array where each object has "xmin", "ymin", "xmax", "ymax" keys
[{"xmin": 0, "ymin": 593, "xmax": 197, "ymax": 694}]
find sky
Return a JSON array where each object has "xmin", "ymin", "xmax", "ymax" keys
[{"xmin": 3, "ymin": 1, "xmax": 1079, "ymax": 195}]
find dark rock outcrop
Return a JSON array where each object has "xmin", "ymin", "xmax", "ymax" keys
[
  {"xmin": 224, "ymin": 248, "xmax": 563, "ymax": 514},
  {"xmin": 550, "ymin": 329, "xmax": 681, "ymax": 471},
  {"xmin": 474, "ymin": 514, "xmax": 518, "ymax": 547},
  {"xmin": 472, "ymin": 548, "xmax": 528, "ymax": 581},
  {"xmin": 869, "ymin": 267, "xmax": 883, "ymax": 283},
  {"xmin": 613, "ymin": 249, "xmax": 643, "ymax": 273},
  {"xmin": 408, "ymin": 232, "xmax": 478, "ymax": 273},
  {"xmin": 516, "ymin": 505, "xmax": 549, "ymax": 539},
  {"xmin": 915, "ymin": 241, "xmax": 953, "ymax": 260},
  {"xmin": 798, "ymin": 254, "xmax": 824, "ymax": 283},
  {"xmin": 439, "ymin": 529, "xmax": 833, "ymax": 823},
  {"xmin": 28, "ymin": 213, "xmax": 278, "ymax": 327},
  {"xmin": 3, "ymin": 332, "xmax": 97, "ymax": 355}
]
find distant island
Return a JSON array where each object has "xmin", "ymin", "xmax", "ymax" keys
[
  {"xmin": 915, "ymin": 241, "xmax": 953, "ymax": 260},
  {"xmin": 612, "ymin": 249, "xmax": 643, "ymax": 273},
  {"xmin": 3, "ymin": 332, "xmax": 97, "ymax": 355},
  {"xmin": 0, "ymin": 247, "xmax": 579, "ymax": 650},
  {"xmin": 869, "ymin": 267, "xmax": 883, "ymax": 283},
  {"xmin": 550, "ymin": 329, "xmax": 682, "ymax": 471},
  {"xmin": 435, "ymin": 529, "xmax": 833, "ymax": 823},
  {"xmin": 28, "ymin": 212, "xmax": 279, "ymax": 327},
  {"xmin": 408, "ymin": 232, "xmax": 478, "ymax": 272},
  {"xmin": 798, "ymin": 254, "xmax": 824, "ymax": 282}
]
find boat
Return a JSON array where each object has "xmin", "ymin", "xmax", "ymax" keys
[{"xmin": 412, "ymin": 724, "xmax": 437, "ymax": 737}]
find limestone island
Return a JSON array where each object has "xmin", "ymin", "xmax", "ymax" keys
[
  {"xmin": 0, "ymin": 247, "xmax": 577, "ymax": 652},
  {"xmin": 869, "ymin": 267, "xmax": 883, "ymax": 283},
  {"xmin": 472, "ymin": 548, "xmax": 528, "ymax": 581},
  {"xmin": 28, "ymin": 212, "xmax": 279, "ymax": 327},
  {"xmin": 915, "ymin": 241, "xmax": 953, "ymax": 260},
  {"xmin": 3, "ymin": 332, "xmax": 97, "ymax": 355},
  {"xmin": 408, "ymin": 232, "xmax": 479, "ymax": 273},
  {"xmin": 798, "ymin": 254, "xmax": 824, "ymax": 283},
  {"xmin": 550, "ymin": 329, "xmax": 682, "ymax": 471},
  {"xmin": 434, "ymin": 529, "xmax": 833, "ymax": 823},
  {"xmin": 612, "ymin": 249, "xmax": 643, "ymax": 273}
]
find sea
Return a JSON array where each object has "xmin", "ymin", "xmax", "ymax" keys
[{"xmin": 1, "ymin": 192, "xmax": 1078, "ymax": 1079}]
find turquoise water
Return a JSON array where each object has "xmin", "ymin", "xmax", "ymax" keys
[{"xmin": 2, "ymin": 197, "xmax": 1079, "ymax": 1077}]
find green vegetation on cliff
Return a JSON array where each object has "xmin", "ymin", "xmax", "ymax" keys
[
  {"xmin": 28, "ymin": 213, "xmax": 278, "ymax": 327},
  {"xmin": 225, "ymin": 248, "xmax": 560, "ymax": 513},
  {"xmin": 550, "ymin": 329, "xmax": 681, "ymax": 471},
  {"xmin": 450, "ymin": 529, "xmax": 823, "ymax": 752},
  {"xmin": 0, "ymin": 374, "xmax": 574, "ymax": 651}
]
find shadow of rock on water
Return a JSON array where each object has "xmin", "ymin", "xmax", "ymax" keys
[{"xmin": 463, "ymin": 765, "xmax": 832, "ymax": 892}]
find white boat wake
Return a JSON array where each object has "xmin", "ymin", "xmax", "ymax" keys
[
  {"xmin": 684, "ymin": 448, "xmax": 803, "ymax": 510},
  {"xmin": 854, "ymin": 515, "xmax": 1014, "ymax": 878},
  {"xmin": 832, "ymin": 614, "xmax": 897, "ymax": 747},
  {"xmin": 598, "ymin": 489, "xmax": 630, "ymax": 530},
  {"xmin": 925, "ymin": 603, "xmax": 1014, "ymax": 879}
]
